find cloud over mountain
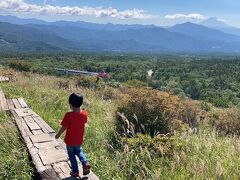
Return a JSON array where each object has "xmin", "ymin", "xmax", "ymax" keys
[
  {"xmin": 0, "ymin": 0, "xmax": 153, "ymax": 19},
  {"xmin": 165, "ymin": 13, "xmax": 206, "ymax": 20}
]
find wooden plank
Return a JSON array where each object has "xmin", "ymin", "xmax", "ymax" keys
[
  {"xmin": 23, "ymin": 116, "xmax": 41, "ymax": 130},
  {"xmin": 14, "ymin": 117, "xmax": 28, "ymax": 138},
  {"xmin": 18, "ymin": 98, "xmax": 28, "ymax": 108},
  {"xmin": 0, "ymin": 90, "xmax": 8, "ymax": 111},
  {"xmin": 39, "ymin": 147, "xmax": 68, "ymax": 165},
  {"xmin": 25, "ymin": 137, "xmax": 49, "ymax": 172},
  {"xmin": 12, "ymin": 99, "xmax": 22, "ymax": 109},
  {"xmin": 34, "ymin": 141, "xmax": 60, "ymax": 150},
  {"xmin": 10, "ymin": 109, "xmax": 20, "ymax": 119},
  {"xmin": 32, "ymin": 130, "xmax": 43, "ymax": 135},
  {"xmin": 33, "ymin": 116, "xmax": 55, "ymax": 133},
  {"xmin": 53, "ymin": 163, "xmax": 68, "ymax": 179},
  {"xmin": 30, "ymin": 133, "xmax": 54, "ymax": 143},
  {"xmin": 59, "ymin": 162, "xmax": 72, "ymax": 177},
  {"xmin": 40, "ymin": 168, "xmax": 60, "ymax": 180},
  {"xmin": 53, "ymin": 162, "xmax": 72, "ymax": 179},
  {"xmin": 2, "ymin": 92, "xmax": 8, "ymax": 111},
  {"xmin": 0, "ymin": 91, "xmax": 3, "ymax": 111},
  {"xmin": 13, "ymin": 121, "xmax": 48, "ymax": 173},
  {"xmin": 14, "ymin": 108, "xmax": 38, "ymax": 117},
  {"xmin": 13, "ymin": 115, "xmax": 33, "ymax": 137},
  {"xmin": 7, "ymin": 99, "xmax": 15, "ymax": 110},
  {"xmin": 54, "ymin": 135, "xmax": 67, "ymax": 151},
  {"xmin": 11, "ymin": 109, "xmax": 34, "ymax": 137},
  {"xmin": 34, "ymin": 120, "xmax": 49, "ymax": 134}
]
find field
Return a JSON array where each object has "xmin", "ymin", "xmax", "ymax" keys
[{"xmin": 0, "ymin": 54, "xmax": 240, "ymax": 180}]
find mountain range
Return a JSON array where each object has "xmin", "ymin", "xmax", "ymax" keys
[{"xmin": 1, "ymin": 15, "xmax": 240, "ymax": 53}]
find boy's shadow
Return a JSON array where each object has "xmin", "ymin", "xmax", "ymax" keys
[{"xmin": 62, "ymin": 177, "xmax": 88, "ymax": 180}]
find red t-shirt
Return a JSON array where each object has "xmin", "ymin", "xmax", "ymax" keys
[{"xmin": 61, "ymin": 110, "xmax": 87, "ymax": 146}]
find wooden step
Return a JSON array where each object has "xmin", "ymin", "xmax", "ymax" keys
[
  {"xmin": 6, "ymin": 97, "xmax": 99, "ymax": 180},
  {"xmin": 0, "ymin": 90, "xmax": 8, "ymax": 111}
]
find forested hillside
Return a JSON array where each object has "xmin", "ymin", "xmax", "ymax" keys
[{"xmin": 1, "ymin": 53, "xmax": 239, "ymax": 108}]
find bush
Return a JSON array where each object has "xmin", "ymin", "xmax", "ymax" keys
[
  {"xmin": 0, "ymin": 69, "xmax": 16, "ymax": 81},
  {"xmin": 121, "ymin": 133, "xmax": 185, "ymax": 157},
  {"xmin": 116, "ymin": 88, "xmax": 191, "ymax": 137},
  {"xmin": 57, "ymin": 79, "xmax": 70, "ymax": 89},
  {"xmin": 200, "ymin": 101, "xmax": 212, "ymax": 112},
  {"xmin": 105, "ymin": 80, "xmax": 121, "ymax": 88},
  {"xmin": 207, "ymin": 108, "xmax": 240, "ymax": 135},
  {"xmin": 98, "ymin": 86, "xmax": 123, "ymax": 101},
  {"xmin": 179, "ymin": 100, "xmax": 205, "ymax": 128},
  {"xmin": 8, "ymin": 61, "xmax": 31, "ymax": 72},
  {"xmin": 123, "ymin": 79, "xmax": 148, "ymax": 88},
  {"xmin": 75, "ymin": 76, "xmax": 96, "ymax": 89}
]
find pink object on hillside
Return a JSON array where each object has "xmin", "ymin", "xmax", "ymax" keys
[{"xmin": 97, "ymin": 72, "xmax": 109, "ymax": 78}]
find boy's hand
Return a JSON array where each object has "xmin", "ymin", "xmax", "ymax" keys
[
  {"xmin": 55, "ymin": 126, "xmax": 66, "ymax": 139},
  {"xmin": 55, "ymin": 134, "xmax": 60, "ymax": 139}
]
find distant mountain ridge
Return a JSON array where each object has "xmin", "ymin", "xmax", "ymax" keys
[
  {"xmin": 200, "ymin": 17, "xmax": 240, "ymax": 36},
  {"xmin": 169, "ymin": 22, "xmax": 240, "ymax": 42},
  {"xmin": 0, "ymin": 22, "xmax": 78, "ymax": 52},
  {"xmin": 1, "ymin": 15, "xmax": 240, "ymax": 53},
  {"xmin": 0, "ymin": 15, "xmax": 156, "ymax": 31}
]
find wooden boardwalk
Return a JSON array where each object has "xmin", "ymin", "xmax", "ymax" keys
[
  {"xmin": 0, "ymin": 90, "xmax": 99, "ymax": 180},
  {"xmin": 0, "ymin": 90, "xmax": 8, "ymax": 111}
]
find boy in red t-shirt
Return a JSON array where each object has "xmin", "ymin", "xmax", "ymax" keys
[{"xmin": 55, "ymin": 93, "xmax": 91, "ymax": 177}]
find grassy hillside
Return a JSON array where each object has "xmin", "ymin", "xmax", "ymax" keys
[{"xmin": 0, "ymin": 68, "xmax": 239, "ymax": 179}]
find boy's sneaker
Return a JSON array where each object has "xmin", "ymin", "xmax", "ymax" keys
[
  {"xmin": 83, "ymin": 163, "xmax": 91, "ymax": 175},
  {"xmin": 70, "ymin": 171, "xmax": 79, "ymax": 178}
]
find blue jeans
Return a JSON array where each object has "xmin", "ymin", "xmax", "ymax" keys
[{"xmin": 67, "ymin": 146, "xmax": 88, "ymax": 173}]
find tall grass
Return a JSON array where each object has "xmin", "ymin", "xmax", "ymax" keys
[
  {"xmin": 0, "ymin": 69, "xmax": 239, "ymax": 179},
  {"xmin": 0, "ymin": 112, "xmax": 33, "ymax": 179}
]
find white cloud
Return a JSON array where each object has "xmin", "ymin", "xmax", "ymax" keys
[
  {"xmin": 0, "ymin": 0, "xmax": 153, "ymax": 19},
  {"xmin": 165, "ymin": 13, "xmax": 206, "ymax": 20},
  {"xmin": 217, "ymin": 18, "xmax": 226, "ymax": 22}
]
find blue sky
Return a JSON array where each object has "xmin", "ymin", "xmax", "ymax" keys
[{"xmin": 0, "ymin": 0, "xmax": 240, "ymax": 27}]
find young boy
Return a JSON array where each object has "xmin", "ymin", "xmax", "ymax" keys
[{"xmin": 55, "ymin": 93, "xmax": 91, "ymax": 177}]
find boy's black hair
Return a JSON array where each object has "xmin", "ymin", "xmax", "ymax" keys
[{"xmin": 69, "ymin": 93, "xmax": 83, "ymax": 108}]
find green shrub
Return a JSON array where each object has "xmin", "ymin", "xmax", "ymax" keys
[
  {"xmin": 8, "ymin": 61, "xmax": 31, "ymax": 72},
  {"xmin": 200, "ymin": 101, "xmax": 212, "ymax": 112},
  {"xmin": 105, "ymin": 79, "xmax": 121, "ymax": 88},
  {"xmin": 208, "ymin": 108, "xmax": 240, "ymax": 135},
  {"xmin": 98, "ymin": 86, "xmax": 123, "ymax": 101},
  {"xmin": 121, "ymin": 133, "xmax": 185, "ymax": 157},
  {"xmin": 123, "ymin": 79, "xmax": 148, "ymax": 88},
  {"xmin": 116, "ymin": 88, "xmax": 190, "ymax": 137}
]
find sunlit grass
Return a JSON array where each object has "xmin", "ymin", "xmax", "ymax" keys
[
  {"xmin": 0, "ymin": 69, "xmax": 239, "ymax": 179},
  {"xmin": 0, "ymin": 112, "xmax": 33, "ymax": 180}
]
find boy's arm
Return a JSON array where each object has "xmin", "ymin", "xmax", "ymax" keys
[{"xmin": 55, "ymin": 126, "xmax": 66, "ymax": 139}]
